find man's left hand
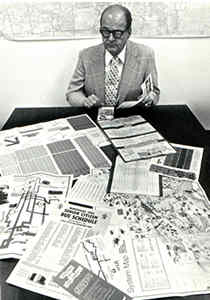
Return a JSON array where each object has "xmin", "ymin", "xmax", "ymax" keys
[{"xmin": 141, "ymin": 91, "xmax": 158, "ymax": 107}]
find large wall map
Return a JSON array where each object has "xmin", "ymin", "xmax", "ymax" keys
[{"xmin": 0, "ymin": 1, "xmax": 210, "ymax": 40}]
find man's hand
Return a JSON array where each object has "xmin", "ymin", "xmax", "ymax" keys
[
  {"xmin": 141, "ymin": 91, "xmax": 158, "ymax": 107},
  {"xmin": 83, "ymin": 94, "xmax": 101, "ymax": 108}
]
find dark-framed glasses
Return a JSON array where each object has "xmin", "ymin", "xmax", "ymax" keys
[{"xmin": 100, "ymin": 27, "xmax": 128, "ymax": 39}]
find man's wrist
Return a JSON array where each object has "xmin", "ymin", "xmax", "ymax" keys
[{"xmin": 150, "ymin": 91, "xmax": 158, "ymax": 105}]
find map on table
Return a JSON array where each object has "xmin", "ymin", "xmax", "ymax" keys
[
  {"xmin": 0, "ymin": 114, "xmax": 111, "ymax": 178},
  {"xmin": 0, "ymin": 172, "xmax": 72, "ymax": 259}
]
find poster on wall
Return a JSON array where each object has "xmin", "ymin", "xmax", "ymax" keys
[{"xmin": 0, "ymin": 1, "xmax": 210, "ymax": 40}]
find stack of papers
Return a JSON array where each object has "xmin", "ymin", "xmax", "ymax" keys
[
  {"xmin": 6, "ymin": 176, "xmax": 210, "ymax": 300},
  {"xmin": 0, "ymin": 113, "xmax": 209, "ymax": 300}
]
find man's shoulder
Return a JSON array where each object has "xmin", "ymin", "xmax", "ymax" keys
[
  {"xmin": 127, "ymin": 40, "xmax": 154, "ymax": 55},
  {"xmin": 79, "ymin": 43, "xmax": 104, "ymax": 57}
]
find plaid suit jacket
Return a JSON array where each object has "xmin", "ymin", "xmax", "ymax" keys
[{"xmin": 66, "ymin": 40, "xmax": 160, "ymax": 106}]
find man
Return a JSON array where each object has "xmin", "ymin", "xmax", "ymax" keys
[{"xmin": 66, "ymin": 4, "xmax": 160, "ymax": 108}]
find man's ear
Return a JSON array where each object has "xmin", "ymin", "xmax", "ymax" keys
[{"xmin": 128, "ymin": 26, "xmax": 132, "ymax": 36}]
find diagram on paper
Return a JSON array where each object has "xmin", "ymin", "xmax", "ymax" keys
[{"xmin": 0, "ymin": 172, "xmax": 72, "ymax": 259}]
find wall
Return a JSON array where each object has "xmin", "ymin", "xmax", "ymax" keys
[{"xmin": 0, "ymin": 37, "xmax": 210, "ymax": 129}]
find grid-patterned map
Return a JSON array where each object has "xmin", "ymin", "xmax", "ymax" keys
[
  {"xmin": 0, "ymin": 136, "xmax": 110, "ymax": 178},
  {"xmin": 0, "ymin": 1, "xmax": 210, "ymax": 40}
]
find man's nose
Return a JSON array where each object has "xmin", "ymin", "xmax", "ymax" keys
[{"xmin": 108, "ymin": 33, "xmax": 115, "ymax": 41}]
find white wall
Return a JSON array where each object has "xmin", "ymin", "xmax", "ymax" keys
[{"xmin": 0, "ymin": 37, "xmax": 210, "ymax": 129}]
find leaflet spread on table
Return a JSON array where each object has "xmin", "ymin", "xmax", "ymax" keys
[
  {"xmin": 7, "ymin": 177, "xmax": 210, "ymax": 299},
  {"xmin": 0, "ymin": 114, "xmax": 111, "ymax": 178},
  {"xmin": 150, "ymin": 143, "xmax": 203, "ymax": 181},
  {"xmin": 98, "ymin": 115, "xmax": 176, "ymax": 162},
  {"xmin": 0, "ymin": 172, "xmax": 73, "ymax": 259},
  {"xmin": 1, "ymin": 113, "xmax": 209, "ymax": 300}
]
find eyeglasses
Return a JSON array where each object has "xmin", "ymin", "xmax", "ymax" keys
[{"xmin": 100, "ymin": 27, "xmax": 128, "ymax": 39}]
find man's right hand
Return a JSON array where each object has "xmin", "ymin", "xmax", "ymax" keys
[{"xmin": 83, "ymin": 94, "xmax": 101, "ymax": 108}]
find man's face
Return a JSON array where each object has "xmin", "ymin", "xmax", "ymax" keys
[{"xmin": 100, "ymin": 10, "xmax": 130, "ymax": 57}]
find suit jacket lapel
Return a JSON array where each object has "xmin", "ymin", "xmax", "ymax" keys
[
  {"xmin": 90, "ymin": 44, "xmax": 105, "ymax": 102},
  {"xmin": 118, "ymin": 41, "xmax": 138, "ymax": 105}
]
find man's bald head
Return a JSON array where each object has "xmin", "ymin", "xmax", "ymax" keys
[
  {"xmin": 100, "ymin": 4, "xmax": 132, "ymax": 30},
  {"xmin": 100, "ymin": 5, "xmax": 132, "ymax": 56}
]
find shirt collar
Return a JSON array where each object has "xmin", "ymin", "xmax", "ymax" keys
[{"xmin": 105, "ymin": 46, "xmax": 126, "ymax": 66}]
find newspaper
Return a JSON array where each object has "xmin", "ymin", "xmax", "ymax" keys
[
  {"xmin": 7, "ymin": 206, "xmax": 112, "ymax": 300},
  {"xmin": 99, "ymin": 115, "xmax": 175, "ymax": 162},
  {"xmin": 150, "ymin": 143, "xmax": 203, "ymax": 181},
  {"xmin": 111, "ymin": 155, "xmax": 160, "ymax": 196},
  {"xmin": 118, "ymin": 74, "xmax": 154, "ymax": 109},
  {"xmin": 0, "ymin": 172, "xmax": 73, "ymax": 259}
]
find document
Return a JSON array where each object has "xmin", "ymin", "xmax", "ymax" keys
[
  {"xmin": 68, "ymin": 171, "xmax": 110, "ymax": 207},
  {"xmin": 101, "ymin": 178, "xmax": 210, "ymax": 298},
  {"xmin": 99, "ymin": 115, "xmax": 175, "ymax": 162},
  {"xmin": 118, "ymin": 74, "xmax": 154, "ymax": 109},
  {"xmin": 6, "ymin": 175, "xmax": 210, "ymax": 299},
  {"xmin": 75, "ymin": 232, "xmax": 210, "ymax": 299},
  {"xmin": 0, "ymin": 114, "xmax": 110, "ymax": 178},
  {"xmin": 0, "ymin": 134, "xmax": 111, "ymax": 179},
  {"xmin": 54, "ymin": 259, "xmax": 132, "ymax": 300},
  {"xmin": 104, "ymin": 177, "xmax": 210, "ymax": 243},
  {"xmin": 111, "ymin": 155, "xmax": 160, "ymax": 196},
  {"xmin": 7, "ymin": 206, "xmax": 112, "ymax": 300},
  {"xmin": 0, "ymin": 172, "xmax": 73, "ymax": 259},
  {"xmin": 150, "ymin": 143, "xmax": 203, "ymax": 180},
  {"xmin": 0, "ymin": 114, "xmax": 108, "ymax": 150},
  {"xmin": 60, "ymin": 205, "xmax": 111, "ymax": 236},
  {"xmin": 99, "ymin": 115, "xmax": 146, "ymax": 129}
]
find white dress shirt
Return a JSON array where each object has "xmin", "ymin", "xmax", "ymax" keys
[{"xmin": 105, "ymin": 47, "xmax": 126, "ymax": 79}]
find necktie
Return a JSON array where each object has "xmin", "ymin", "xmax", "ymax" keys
[{"xmin": 105, "ymin": 56, "xmax": 120, "ymax": 106}]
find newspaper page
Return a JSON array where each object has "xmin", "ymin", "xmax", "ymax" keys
[
  {"xmin": 7, "ymin": 206, "xmax": 112, "ymax": 300},
  {"xmin": 111, "ymin": 155, "xmax": 160, "ymax": 196},
  {"xmin": 150, "ymin": 143, "xmax": 204, "ymax": 181},
  {"xmin": 99, "ymin": 115, "xmax": 175, "ymax": 162},
  {"xmin": 0, "ymin": 172, "xmax": 73, "ymax": 259},
  {"xmin": 118, "ymin": 74, "xmax": 154, "ymax": 109}
]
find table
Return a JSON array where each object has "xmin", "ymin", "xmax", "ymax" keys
[{"xmin": 1, "ymin": 105, "xmax": 210, "ymax": 300}]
